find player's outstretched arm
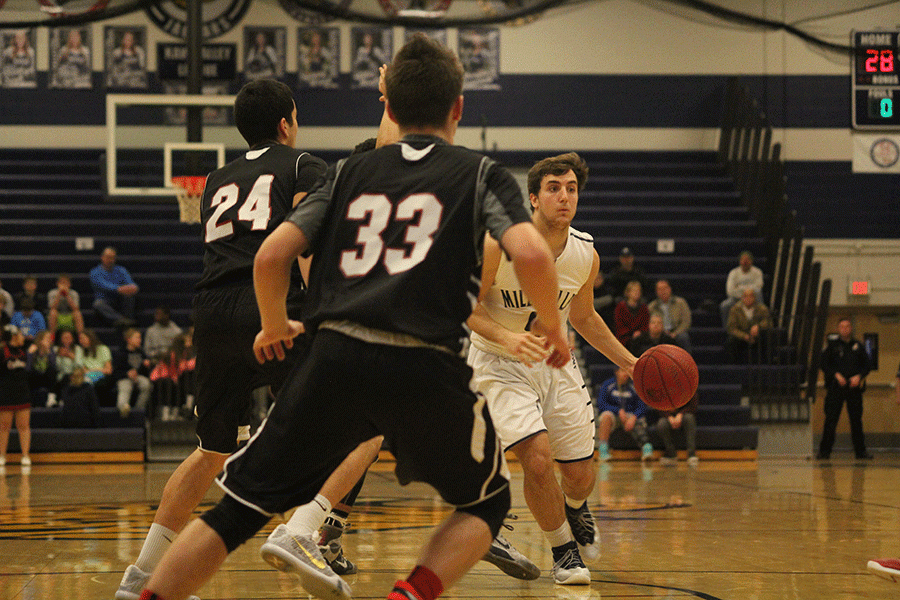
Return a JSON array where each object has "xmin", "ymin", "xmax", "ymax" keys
[
  {"xmin": 499, "ymin": 222, "xmax": 568, "ymax": 368},
  {"xmin": 253, "ymin": 222, "xmax": 309, "ymax": 363},
  {"xmin": 467, "ymin": 234, "xmax": 550, "ymax": 366},
  {"xmin": 569, "ymin": 250, "xmax": 637, "ymax": 377}
]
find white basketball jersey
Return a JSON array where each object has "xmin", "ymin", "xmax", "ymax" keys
[{"xmin": 471, "ymin": 227, "xmax": 594, "ymax": 359}]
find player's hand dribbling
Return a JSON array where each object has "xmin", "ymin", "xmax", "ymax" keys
[
  {"xmin": 254, "ymin": 320, "xmax": 305, "ymax": 363},
  {"xmin": 530, "ymin": 318, "xmax": 570, "ymax": 369}
]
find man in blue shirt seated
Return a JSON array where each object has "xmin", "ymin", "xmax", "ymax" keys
[
  {"xmin": 89, "ymin": 246, "xmax": 139, "ymax": 327},
  {"xmin": 596, "ymin": 367, "xmax": 653, "ymax": 462}
]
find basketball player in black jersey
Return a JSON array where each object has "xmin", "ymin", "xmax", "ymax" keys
[
  {"xmin": 116, "ymin": 79, "xmax": 331, "ymax": 600},
  {"xmin": 141, "ymin": 34, "xmax": 570, "ymax": 600}
]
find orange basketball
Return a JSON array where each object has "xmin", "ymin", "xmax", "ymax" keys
[{"xmin": 632, "ymin": 344, "xmax": 699, "ymax": 411}]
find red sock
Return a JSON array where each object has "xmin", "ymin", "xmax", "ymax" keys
[
  {"xmin": 139, "ymin": 591, "xmax": 166, "ymax": 600},
  {"xmin": 387, "ymin": 580, "xmax": 423, "ymax": 600},
  {"xmin": 406, "ymin": 565, "xmax": 444, "ymax": 600}
]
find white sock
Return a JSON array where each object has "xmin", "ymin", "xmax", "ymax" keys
[
  {"xmin": 134, "ymin": 523, "xmax": 177, "ymax": 573},
  {"xmin": 544, "ymin": 521, "xmax": 574, "ymax": 549},
  {"xmin": 564, "ymin": 496, "xmax": 585, "ymax": 510},
  {"xmin": 286, "ymin": 494, "xmax": 332, "ymax": 536}
]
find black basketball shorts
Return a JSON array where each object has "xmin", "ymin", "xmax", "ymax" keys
[
  {"xmin": 192, "ymin": 285, "xmax": 308, "ymax": 454},
  {"xmin": 217, "ymin": 328, "xmax": 510, "ymax": 516}
]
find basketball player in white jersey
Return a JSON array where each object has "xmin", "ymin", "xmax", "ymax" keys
[{"xmin": 467, "ymin": 152, "xmax": 637, "ymax": 584}]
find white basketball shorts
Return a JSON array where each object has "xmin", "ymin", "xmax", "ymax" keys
[{"xmin": 467, "ymin": 345, "xmax": 595, "ymax": 462}]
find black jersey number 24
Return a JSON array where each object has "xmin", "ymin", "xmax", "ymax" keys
[
  {"xmin": 205, "ymin": 175, "xmax": 274, "ymax": 243},
  {"xmin": 340, "ymin": 193, "xmax": 443, "ymax": 278}
]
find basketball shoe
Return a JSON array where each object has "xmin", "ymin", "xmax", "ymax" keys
[
  {"xmin": 564, "ymin": 501, "xmax": 600, "ymax": 560},
  {"xmin": 868, "ymin": 558, "xmax": 900, "ymax": 583},
  {"xmin": 481, "ymin": 533, "xmax": 541, "ymax": 580},
  {"xmin": 260, "ymin": 524, "xmax": 352, "ymax": 600},
  {"xmin": 115, "ymin": 565, "xmax": 200, "ymax": 600},
  {"xmin": 551, "ymin": 541, "xmax": 590, "ymax": 585}
]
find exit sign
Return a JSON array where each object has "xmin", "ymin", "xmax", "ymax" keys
[{"xmin": 851, "ymin": 280, "xmax": 870, "ymax": 295}]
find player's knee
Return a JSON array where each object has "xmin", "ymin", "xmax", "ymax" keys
[
  {"xmin": 201, "ymin": 494, "xmax": 271, "ymax": 553},
  {"xmin": 518, "ymin": 448, "xmax": 554, "ymax": 481},
  {"xmin": 562, "ymin": 464, "xmax": 595, "ymax": 496},
  {"xmin": 457, "ymin": 486, "xmax": 510, "ymax": 538}
]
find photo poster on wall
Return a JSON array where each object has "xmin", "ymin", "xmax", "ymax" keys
[
  {"xmin": 297, "ymin": 26, "xmax": 340, "ymax": 89},
  {"xmin": 351, "ymin": 26, "xmax": 392, "ymax": 89},
  {"xmin": 0, "ymin": 28, "xmax": 37, "ymax": 88},
  {"xmin": 105, "ymin": 26, "xmax": 148, "ymax": 89},
  {"xmin": 458, "ymin": 27, "xmax": 500, "ymax": 91},
  {"xmin": 404, "ymin": 28, "xmax": 448, "ymax": 47},
  {"xmin": 243, "ymin": 26, "xmax": 286, "ymax": 81},
  {"xmin": 50, "ymin": 27, "xmax": 92, "ymax": 89}
]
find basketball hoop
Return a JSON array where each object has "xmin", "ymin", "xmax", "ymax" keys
[{"xmin": 171, "ymin": 175, "xmax": 206, "ymax": 224}]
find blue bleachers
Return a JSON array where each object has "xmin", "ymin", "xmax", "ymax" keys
[
  {"xmin": 2, "ymin": 148, "xmax": 764, "ymax": 455},
  {"xmin": 574, "ymin": 150, "xmax": 764, "ymax": 452}
]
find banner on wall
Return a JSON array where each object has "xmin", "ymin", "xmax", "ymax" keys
[
  {"xmin": 458, "ymin": 27, "xmax": 499, "ymax": 91},
  {"xmin": 852, "ymin": 133, "xmax": 900, "ymax": 173},
  {"xmin": 0, "ymin": 28, "xmax": 37, "ymax": 88},
  {"xmin": 105, "ymin": 26, "xmax": 148, "ymax": 89},
  {"xmin": 298, "ymin": 26, "xmax": 339, "ymax": 89},
  {"xmin": 50, "ymin": 27, "xmax": 92, "ymax": 89},
  {"xmin": 157, "ymin": 43, "xmax": 237, "ymax": 81},
  {"xmin": 244, "ymin": 27, "xmax": 286, "ymax": 81}
]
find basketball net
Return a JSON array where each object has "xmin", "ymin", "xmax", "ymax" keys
[{"xmin": 171, "ymin": 176, "xmax": 206, "ymax": 224}]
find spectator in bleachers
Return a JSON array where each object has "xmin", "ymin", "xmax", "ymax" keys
[
  {"xmin": 657, "ymin": 393, "xmax": 698, "ymax": 466},
  {"xmin": 52, "ymin": 330, "xmax": 81, "ymax": 405},
  {"xmin": 78, "ymin": 329, "xmax": 114, "ymax": 405},
  {"xmin": 14, "ymin": 275, "xmax": 46, "ymax": 313},
  {"xmin": 606, "ymin": 247, "xmax": 650, "ymax": 303},
  {"xmin": 180, "ymin": 327, "xmax": 196, "ymax": 413},
  {"xmin": 0, "ymin": 325, "xmax": 31, "ymax": 467},
  {"xmin": 47, "ymin": 274, "xmax": 84, "ymax": 338},
  {"xmin": 720, "ymin": 250, "xmax": 763, "ymax": 327},
  {"xmin": 150, "ymin": 333, "xmax": 195, "ymax": 421},
  {"xmin": 726, "ymin": 288, "xmax": 772, "ymax": 364},
  {"xmin": 0, "ymin": 295, "xmax": 9, "ymax": 328},
  {"xmin": 11, "ymin": 296, "xmax": 46, "ymax": 344},
  {"xmin": 628, "ymin": 313, "xmax": 677, "ymax": 357},
  {"xmin": 26, "ymin": 330, "xmax": 57, "ymax": 407},
  {"xmin": 596, "ymin": 366, "xmax": 653, "ymax": 462},
  {"xmin": 614, "ymin": 280, "xmax": 649, "ymax": 345},
  {"xmin": 593, "ymin": 269, "xmax": 615, "ymax": 327},
  {"xmin": 59, "ymin": 367, "xmax": 101, "ymax": 428},
  {"xmin": 647, "ymin": 279, "xmax": 692, "ymax": 353},
  {"xmin": 113, "ymin": 328, "xmax": 152, "ymax": 418},
  {"xmin": 89, "ymin": 246, "xmax": 139, "ymax": 328},
  {"xmin": 0, "ymin": 280, "xmax": 13, "ymax": 319},
  {"xmin": 143, "ymin": 306, "xmax": 182, "ymax": 363}
]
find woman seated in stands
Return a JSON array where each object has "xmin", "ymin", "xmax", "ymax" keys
[
  {"xmin": 52, "ymin": 330, "xmax": 80, "ymax": 406},
  {"xmin": 59, "ymin": 367, "xmax": 101, "ymax": 428},
  {"xmin": 78, "ymin": 329, "xmax": 114, "ymax": 405},
  {"xmin": 726, "ymin": 288, "xmax": 772, "ymax": 364},
  {"xmin": 26, "ymin": 330, "xmax": 57, "ymax": 407},
  {"xmin": 150, "ymin": 333, "xmax": 195, "ymax": 421},
  {"xmin": 614, "ymin": 280, "xmax": 649, "ymax": 346}
]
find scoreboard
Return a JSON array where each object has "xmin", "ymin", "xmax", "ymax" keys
[{"xmin": 852, "ymin": 30, "xmax": 900, "ymax": 129}]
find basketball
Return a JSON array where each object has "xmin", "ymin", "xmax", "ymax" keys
[{"xmin": 632, "ymin": 344, "xmax": 699, "ymax": 411}]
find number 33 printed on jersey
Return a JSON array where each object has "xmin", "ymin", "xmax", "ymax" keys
[{"xmin": 340, "ymin": 193, "xmax": 443, "ymax": 277}]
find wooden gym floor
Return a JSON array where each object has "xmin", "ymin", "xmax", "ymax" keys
[{"xmin": 1, "ymin": 455, "xmax": 899, "ymax": 600}]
